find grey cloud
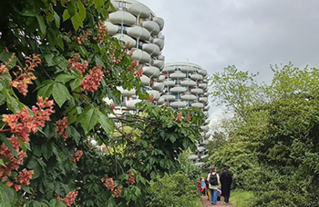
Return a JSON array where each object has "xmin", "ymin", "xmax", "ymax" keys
[{"xmin": 136, "ymin": 0, "xmax": 319, "ymax": 119}]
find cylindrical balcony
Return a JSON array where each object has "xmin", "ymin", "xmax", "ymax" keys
[
  {"xmin": 191, "ymin": 102, "xmax": 204, "ymax": 108},
  {"xmin": 142, "ymin": 43, "xmax": 160, "ymax": 56},
  {"xmin": 170, "ymin": 86, "xmax": 187, "ymax": 93},
  {"xmin": 147, "ymin": 90, "xmax": 160, "ymax": 100},
  {"xmin": 113, "ymin": 34, "xmax": 137, "ymax": 47},
  {"xmin": 162, "ymin": 94, "xmax": 176, "ymax": 101},
  {"xmin": 109, "ymin": 10, "xmax": 136, "ymax": 26},
  {"xmin": 152, "ymin": 82, "xmax": 164, "ymax": 91},
  {"xmin": 191, "ymin": 88, "xmax": 204, "ymax": 94},
  {"xmin": 199, "ymin": 97, "xmax": 208, "ymax": 103},
  {"xmin": 131, "ymin": 49, "xmax": 151, "ymax": 63},
  {"xmin": 170, "ymin": 100, "xmax": 187, "ymax": 108},
  {"xmin": 127, "ymin": 26, "xmax": 150, "ymax": 41},
  {"xmin": 198, "ymin": 83, "xmax": 207, "ymax": 89},
  {"xmin": 142, "ymin": 21, "xmax": 160, "ymax": 35},
  {"xmin": 140, "ymin": 75, "xmax": 150, "ymax": 86},
  {"xmin": 180, "ymin": 94, "xmax": 197, "ymax": 100},
  {"xmin": 157, "ymin": 75, "xmax": 165, "ymax": 82},
  {"xmin": 126, "ymin": 99, "xmax": 142, "ymax": 109},
  {"xmin": 153, "ymin": 59, "xmax": 164, "ymax": 69},
  {"xmin": 143, "ymin": 66, "xmax": 160, "ymax": 78},
  {"xmin": 152, "ymin": 38, "xmax": 164, "ymax": 49},
  {"xmin": 170, "ymin": 71, "xmax": 186, "ymax": 79},
  {"xmin": 127, "ymin": 2, "xmax": 151, "ymax": 18},
  {"xmin": 181, "ymin": 79, "xmax": 197, "ymax": 87},
  {"xmin": 164, "ymin": 80, "xmax": 175, "ymax": 86},
  {"xmin": 190, "ymin": 73, "xmax": 203, "ymax": 80},
  {"xmin": 153, "ymin": 17, "xmax": 164, "ymax": 30}
]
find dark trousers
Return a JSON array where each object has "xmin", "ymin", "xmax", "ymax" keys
[{"xmin": 223, "ymin": 193, "xmax": 230, "ymax": 203}]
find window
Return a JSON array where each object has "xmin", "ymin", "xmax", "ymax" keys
[
  {"xmin": 123, "ymin": 26, "xmax": 128, "ymax": 34},
  {"xmin": 123, "ymin": 2, "xmax": 127, "ymax": 10},
  {"xmin": 118, "ymin": 1, "xmax": 123, "ymax": 9},
  {"xmin": 121, "ymin": 97, "xmax": 126, "ymax": 106},
  {"xmin": 139, "ymin": 18, "xmax": 144, "ymax": 25},
  {"xmin": 117, "ymin": 26, "xmax": 122, "ymax": 33},
  {"xmin": 118, "ymin": 1, "xmax": 127, "ymax": 10},
  {"xmin": 138, "ymin": 42, "xmax": 143, "ymax": 49}
]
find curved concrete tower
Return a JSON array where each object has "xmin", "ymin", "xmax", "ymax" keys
[
  {"xmin": 161, "ymin": 62, "xmax": 210, "ymax": 166},
  {"xmin": 105, "ymin": 0, "xmax": 165, "ymax": 113}
]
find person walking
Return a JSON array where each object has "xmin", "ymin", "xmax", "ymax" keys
[
  {"xmin": 200, "ymin": 178, "xmax": 206, "ymax": 195},
  {"xmin": 205, "ymin": 175, "xmax": 211, "ymax": 201},
  {"xmin": 207, "ymin": 167, "xmax": 220, "ymax": 205},
  {"xmin": 198, "ymin": 178, "xmax": 206, "ymax": 195},
  {"xmin": 220, "ymin": 167, "xmax": 233, "ymax": 205}
]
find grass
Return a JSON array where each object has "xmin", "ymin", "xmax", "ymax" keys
[
  {"xmin": 191, "ymin": 196, "xmax": 202, "ymax": 207},
  {"xmin": 229, "ymin": 190, "xmax": 255, "ymax": 207}
]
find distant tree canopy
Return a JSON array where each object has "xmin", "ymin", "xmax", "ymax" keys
[{"xmin": 208, "ymin": 63, "xmax": 319, "ymax": 206}]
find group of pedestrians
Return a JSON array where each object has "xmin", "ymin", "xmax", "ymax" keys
[{"xmin": 199, "ymin": 167, "xmax": 233, "ymax": 205}]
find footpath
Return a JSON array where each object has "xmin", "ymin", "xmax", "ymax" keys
[{"xmin": 201, "ymin": 195, "xmax": 235, "ymax": 207}]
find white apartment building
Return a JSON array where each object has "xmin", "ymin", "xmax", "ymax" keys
[
  {"xmin": 161, "ymin": 62, "xmax": 211, "ymax": 166},
  {"xmin": 104, "ymin": 0, "xmax": 165, "ymax": 115},
  {"xmin": 104, "ymin": 1, "xmax": 210, "ymax": 166}
]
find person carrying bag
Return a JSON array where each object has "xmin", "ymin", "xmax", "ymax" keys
[{"xmin": 207, "ymin": 167, "xmax": 220, "ymax": 205}]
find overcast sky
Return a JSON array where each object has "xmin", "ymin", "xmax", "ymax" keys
[
  {"xmin": 137, "ymin": 0, "xmax": 319, "ymax": 125},
  {"xmin": 138, "ymin": 0, "xmax": 319, "ymax": 80}
]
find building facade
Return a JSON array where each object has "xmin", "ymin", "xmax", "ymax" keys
[
  {"xmin": 104, "ymin": 0, "xmax": 165, "ymax": 115},
  {"xmin": 160, "ymin": 62, "xmax": 210, "ymax": 166},
  {"xmin": 104, "ymin": 1, "xmax": 210, "ymax": 167}
]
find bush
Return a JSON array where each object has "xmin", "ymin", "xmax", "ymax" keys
[
  {"xmin": 208, "ymin": 141, "xmax": 260, "ymax": 190},
  {"xmin": 145, "ymin": 172, "xmax": 199, "ymax": 207},
  {"xmin": 177, "ymin": 150, "xmax": 202, "ymax": 182}
]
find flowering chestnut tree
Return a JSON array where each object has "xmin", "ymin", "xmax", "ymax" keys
[{"xmin": 0, "ymin": 0, "xmax": 204, "ymax": 206}]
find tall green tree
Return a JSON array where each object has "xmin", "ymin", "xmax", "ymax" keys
[
  {"xmin": 209, "ymin": 66, "xmax": 262, "ymax": 123},
  {"xmin": 0, "ymin": 0, "xmax": 204, "ymax": 206}
]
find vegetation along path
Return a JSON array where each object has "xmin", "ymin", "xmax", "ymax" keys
[{"xmin": 201, "ymin": 195, "xmax": 235, "ymax": 207}]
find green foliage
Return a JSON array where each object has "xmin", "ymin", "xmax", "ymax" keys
[
  {"xmin": 209, "ymin": 65, "xmax": 262, "ymax": 124},
  {"xmin": 206, "ymin": 131, "xmax": 227, "ymax": 153},
  {"xmin": 271, "ymin": 62, "xmax": 319, "ymax": 99},
  {"xmin": 230, "ymin": 190, "xmax": 255, "ymax": 207},
  {"xmin": 208, "ymin": 141, "xmax": 260, "ymax": 190},
  {"xmin": 177, "ymin": 150, "xmax": 202, "ymax": 182},
  {"xmin": 190, "ymin": 197, "xmax": 203, "ymax": 207},
  {"xmin": 0, "ymin": 183, "xmax": 11, "ymax": 207},
  {"xmin": 251, "ymin": 98, "xmax": 319, "ymax": 207},
  {"xmin": 145, "ymin": 172, "xmax": 199, "ymax": 207},
  {"xmin": 104, "ymin": 102, "xmax": 204, "ymax": 180},
  {"xmin": 208, "ymin": 63, "xmax": 319, "ymax": 206},
  {"xmin": 0, "ymin": 0, "xmax": 205, "ymax": 206}
]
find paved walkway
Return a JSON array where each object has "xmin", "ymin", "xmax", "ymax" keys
[{"xmin": 201, "ymin": 195, "xmax": 235, "ymax": 207}]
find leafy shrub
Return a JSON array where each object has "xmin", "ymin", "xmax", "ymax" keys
[
  {"xmin": 247, "ymin": 98, "xmax": 319, "ymax": 206},
  {"xmin": 208, "ymin": 141, "xmax": 260, "ymax": 190},
  {"xmin": 145, "ymin": 172, "xmax": 199, "ymax": 207},
  {"xmin": 251, "ymin": 168, "xmax": 309, "ymax": 207},
  {"xmin": 177, "ymin": 150, "xmax": 202, "ymax": 182}
]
